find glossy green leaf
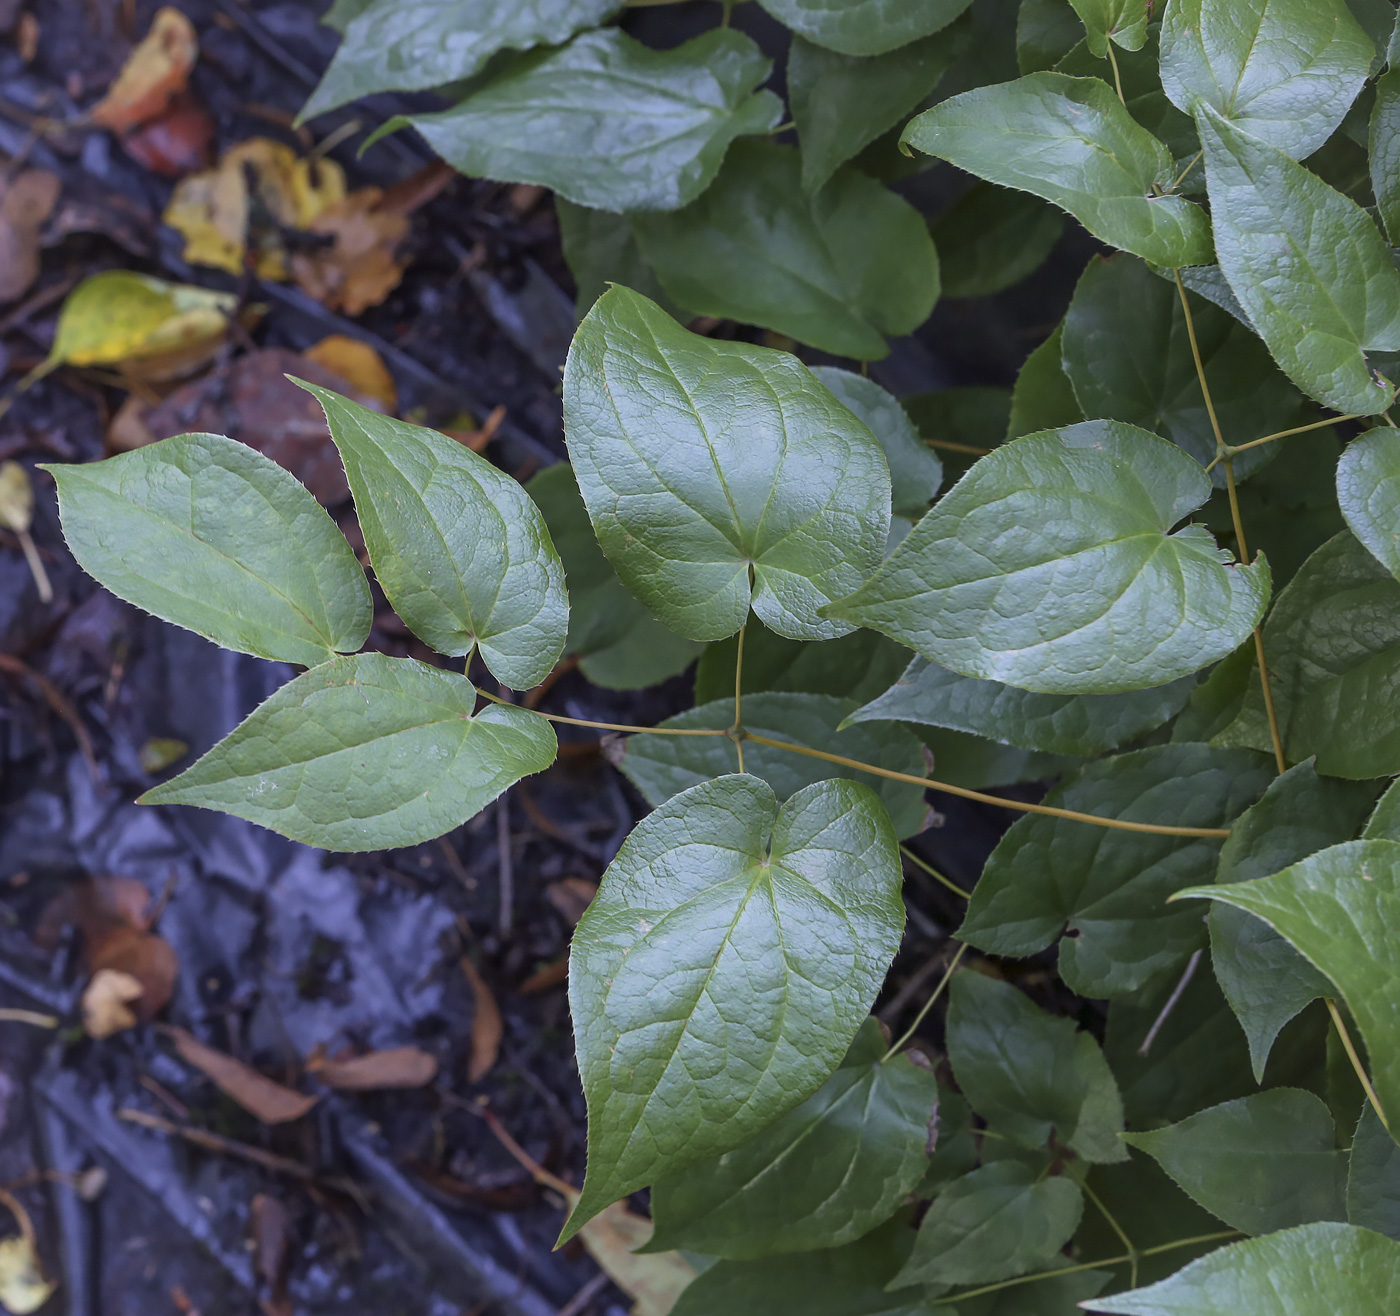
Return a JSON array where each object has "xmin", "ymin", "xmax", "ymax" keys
[
  {"xmin": 1160, "ymin": 0, "xmax": 1372, "ymax": 159},
  {"xmin": 811, "ymin": 368, "xmax": 941, "ymax": 518},
  {"xmin": 1084, "ymin": 1222, "xmax": 1400, "ymax": 1315},
  {"xmin": 1199, "ymin": 105, "xmax": 1400, "ymax": 417},
  {"xmin": 524, "ymin": 464, "xmax": 701, "ymax": 690},
  {"xmin": 633, "ymin": 141, "xmax": 940, "ymax": 360},
  {"xmin": 922, "ymin": 1085, "xmax": 978, "ymax": 1193},
  {"xmin": 1181, "ymin": 838, "xmax": 1400, "ymax": 1132},
  {"xmin": 1365, "ymin": 778, "xmax": 1400, "ymax": 841},
  {"xmin": 946, "ymin": 971, "xmax": 1127, "ymax": 1162},
  {"xmin": 892, "ymin": 1161, "xmax": 1083, "ymax": 1287},
  {"xmin": 562, "ymin": 286, "xmax": 891, "ymax": 642},
  {"xmin": 1338, "ymin": 426, "xmax": 1400, "ymax": 581},
  {"xmin": 826, "ymin": 421, "xmax": 1271, "ymax": 695},
  {"xmin": 555, "ymin": 199, "xmax": 682, "ymax": 320},
  {"xmin": 960, "ymin": 744, "xmax": 1272, "ymax": 996},
  {"xmin": 646, "ymin": 1018, "xmax": 936, "ymax": 1258},
  {"xmin": 303, "ymin": 385, "xmax": 567, "ymax": 691},
  {"xmin": 757, "ymin": 0, "xmax": 973, "ymax": 57},
  {"xmin": 846, "ymin": 657, "xmax": 1193, "ymax": 756},
  {"xmin": 1067, "ymin": 0, "xmax": 1147, "ymax": 56},
  {"xmin": 141, "ymin": 654, "xmax": 555, "ymax": 850},
  {"xmin": 901, "ymin": 73, "xmax": 1213, "ymax": 266},
  {"xmin": 931, "ymin": 185, "xmax": 1064, "ymax": 300},
  {"xmin": 320, "ymin": 0, "xmax": 372, "ymax": 31},
  {"xmin": 564, "ymin": 774, "xmax": 904, "ymax": 1237},
  {"xmin": 393, "ymin": 29, "xmax": 782, "ymax": 212},
  {"xmin": 45, "ymin": 433, "xmax": 370, "ymax": 669},
  {"xmin": 1123, "ymin": 1090, "xmax": 1347, "ymax": 1236},
  {"xmin": 300, "ymin": 0, "xmax": 622, "ymax": 119},
  {"xmin": 1349, "ymin": 1103, "xmax": 1400, "ymax": 1241},
  {"xmin": 1061, "ymin": 255, "xmax": 1305, "ymax": 483},
  {"xmin": 788, "ymin": 30, "xmax": 956, "ymax": 193},
  {"xmin": 1209, "ymin": 762, "xmax": 1378, "ymax": 1079},
  {"xmin": 1371, "ymin": 70, "xmax": 1400, "ymax": 243},
  {"xmin": 615, "ymin": 693, "xmax": 930, "ymax": 839},
  {"xmin": 1007, "ymin": 325, "xmax": 1083, "ymax": 439},
  {"xmin": 1017, "ymin": 0, "xmax": 1083, "ymax": 73}
]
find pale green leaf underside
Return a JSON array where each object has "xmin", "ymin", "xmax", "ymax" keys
[
  {"xmin": 564, "ymin": 774, "xmax": 904, "ymax": 1240},
  {"xmin": 827, "ymin": 421, "xmax": 1270, "ymax": 695},
  {"xmin": 563, "ymin": 287, "xmax": 891, "ymax": 642},
  {"xmin": 1338, "ymin": 426, "xmax": 1400, "ymax": 581},
  {"xmin": 757, "ymin": 0, "xmax": 972, "ymax": 58},
  {"xmin": 1068, "ymin": 0, "xmax": 1148, "ymax": 57},
  {"xmin": 142, "ymin": 654, "xmax": 557, "ymax": 851},
  {"xmin": 45, "ymin": 433, "xmax": 370, "ymax": 669}
]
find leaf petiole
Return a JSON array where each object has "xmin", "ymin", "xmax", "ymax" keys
[{"xmin": 475, "ymin": 688, "xmax": 730, "ymax": 737}]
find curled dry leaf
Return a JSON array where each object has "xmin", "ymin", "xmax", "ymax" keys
[
  {"xmin": 307, "ymin": 1046, "xmax": 438, "ymax": 1091},
  {"xmin": 119, "ymin": 90, "xmax": 215, "ymax": 178},
  {"xmin": 303, "ymin": 335, "xmax": 397, "ymax": 411},
  {"xmin": 0, "ymin": 1233, "xmax": 55, "ymax": 1316},
  {"xmin": 165, "ymin": 1026, "xmax": 318, "ymax": 1125},
  {"xmin": 81, "ymin": 967, "xmax": 144, "ymax": 1039},
  {"xmin": 90, "ymin": 6, "xmax": 198, "ymax": 133},
  {"xmin": 545, "ymin": 877, "xmax": 598, "ymax": 926},
  {"xmin": 460, "ymin": 957, "xmax": 504, "ymax": 1083},
  {"xmin": 288, "ymin": 189, "xmax": 410, "ymax": 316},
  {"xmin": 0, "ymin": 169, "xmax": 60, "ymax": 304}
]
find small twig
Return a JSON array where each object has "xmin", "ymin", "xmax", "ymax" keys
[
  {"xmin": 0, "ymin": 652, "xmax": 98, "ymax": 780},
  {"xmin": 556, "ymin": 1271, "xmax": 611, "ymax": 1316},
  {"xmin": 1326, "ymin": 999, "xmax": 1388, "ymax": 1130},
  {"xmin": 924, "ymin": 437, "xmax": 992, "ymax": 456},
  {"xmin": 496, "ymin": 793, "xmax": 514, "ymax": 939},
  {"xmin": 1138, "ymin": 949, "xmax": 1202, "ymax": 1056},
  {"xmin": 0, "ymin": 1007, "xmax": 59, "ymax": 1028}
]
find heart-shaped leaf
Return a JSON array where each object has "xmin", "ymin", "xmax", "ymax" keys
[{"xmin": 1067, "ymin": 0, "xmax": 1149, "ymax": 57}]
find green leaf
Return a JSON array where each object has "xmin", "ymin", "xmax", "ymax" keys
[
  {"xmin": 1084, "ymin": 1223, "xmax": 1400, "ymax": 1315},
  {"xmin": 946, "ymin": 970, "xmax": 1127, "ymax": 1162},
  {"xmin": 1123, "ymin": 1090, "xmax": 1347, "ymax": 1236},
  {"xmin": 846, "ymin": 657, "xmax": 1194, "ymax": 756},
  {"xmin": 633, "ymin": 141, "xmax": 940, "ymax": 360},
  {"xmin": 1370, "ymin": 70, "xmax": 1400, "ymax": 243},
  {"xmin": 1007, "ymin": 325, "xmax": 1084, "ymax": 439},
  {"xmin": 524, "ymin": 464, "xmax": 701, "ymax": 690},
  {"xmin": 1061, "ymin": 255, "xmax": 1306, "ymax": 484},
  {"xmin": 45, "ymin": 433, "xmax": 370, "ymax": 669},
  {"xmin": 1198, "ymin": 105, "xmax": 1400, "ymax": 417},
  {"xmin": 922, "ymin": 1085, "xmax": 978, "ymax": 1193},
  {"xmin": 1349, "ymin": 1103, "xmax": 1400, "ymax": 1240},
  {"xmin": 1160, "ymin": 0, "xmax": 1373, "ymax": 159},
  {"xmin": 1338, "ymin": 426, "xmax": 1400, "ymax": 581},
  {"xmin": 901, "ymin": 73, "xmax": 1213, "ymax": 267},
  {"xmin": 302, "ymin": 385, "xmax": 567, "ymax": 691},
  {"xmin": 562, "ymin": 287, "xmax": 891, "ymax": 642},
  {"xmin": 1209, "ymin": 762, "xmax": 1378, "ymax": 1080},
  {"xmin": 757, "ymin": 0, "xmax": 973, "ymax": 57},
  {"xmin": 614, "ymin": 693, "xmax": 930, "ymax": 839},
  {"xmin": 394, "ymin": 28, "xmax": 782, "ymax": 212},
  {"xmin": 555, "ymin": 199, "xmax": 683, "ymax": 320},
  {"xmin": 646, "ymin": 1018, "xmax": 936, "ymax": 1258},
  {"xmin": 931, "ymin": 185, "xmax": 1064, "ymax": 300},
  {"xmin": 788, "ymin": 29, "xmax": 957, "ymax": 193},
  {"xmin": 1067, "ymin": 0, "xmax": 1148, "ymax": 57},
  {"xmin": 300, "ymin": 0, "xmax": 622, "ymax": 120},
  {"xmin": 892, "ymin": 1161, "xmax": 1083, "ymax": 1287},
  {"xmin": 959, "ymin": 744, "xmax": 1273, "ymax": 996},
  {"xmin": 141, "ymin": 654, "xmax": 556, "ymax": 850},
  {"xmin": 811, "ymin": 368, "xmax": 941, "ymax": 518},
  {"xmin": 320, "ymin": 0, "xmax": 373, "ymax": 32},
  {"xmin": 1017, "ymin": 0, "xmax": 1084, "ymax": 74},
  {"xmin": 1365, "ymin": 778, "xmax": 1400, "ymax": 841},
  {"xmin": 826, "ymin": 421, "xmax": 1271, "ymax": 695},
  {"xmin": 565, "ymin": 774, "xmax": 905, "ymax": 1238},
  {"xmin": 1181, "ymin": 838, "xmax": 1400, "ymax": 1131}
]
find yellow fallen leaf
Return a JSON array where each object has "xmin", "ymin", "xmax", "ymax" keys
[
  {"xmin": 0, "ymin": 461, "xmax": 53, "ymax": 603},
  {"xmin": 90, "ymin": 6, "xmax": 197, "ymax": 133},
  {"xmin": 304, "ymin": 335, "xmax": 397, "ymax": 410},
  {"xmin": 81, "ymin": 967, "xmax": 145, "ymax": 1039},
  {"xmin": 0, "ymin": 1234, "xmax": 56, "ymax": 1315}
]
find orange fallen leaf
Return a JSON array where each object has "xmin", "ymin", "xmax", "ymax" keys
[
  {"xmin": 91, "ymin": 7, "xmax": 197, "ymax": 133},
  {"xmin": 518, "ymin": 956, "xmax": 568, "ymax": 995},
  {"xmin": 460, "ymin": 957, "xmax": 503, "ymax": 1083},
  {"xmin": 0, "ymin": 169, "xmax": 60, "ymax": 304},
  {"xmin": 81, "ymin": 968, "xmax": 144, "ymax": 1039},
  {"xmin": 289, "ymin": 189, "xmax": 410, "ymax": 316},
  {"xmin": 307, "ymin": 1046, "xmax": 438, "ymax": 1091},
  {"xmin": 165, "ymin": 1026, "xmax": 319, "ymax": 1125},
  {"xmin": 303, "ymin": 335, "xmax": 397, "ymax": 411},
  {"xmin": 119, "ymin": 90, "xmax": 214, "ymax": 178}
]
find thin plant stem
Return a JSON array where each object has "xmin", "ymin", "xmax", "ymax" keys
[
  {"xmin": 900, "ymin": 844, "xmax": 971, "ymax": 899},
  {"xmin": 732, "ymin": 621, "xmax": 747, "ymax": 774},
  {"xmin": 1172, "ymin": 270, "xmax": 1225, "ymax": 451},
  {"xmin": 1081, "ymin": 1179, "xmax": 1140, "ymax": 1290},
  {"xmin": 1106, "ymin": 41, "xmax": 1124, "ymax": 102},
  {"xmin": 15, "ymin": 528, "xmax": 52, "ymax": 603},
  {"xmin": 475, "ymin": 688, "xmax": 728, "ymax": 737},
  {"xmin": 1327, "ymin": 998, "xmax": 1388, "ymax": 1130},
  {"xmin": 1206, "ymin": 413, "xmax": 1363, "ymax": 468},
  {"xmin": 881, "ymin": 942, "xmax": 967, "ymax": 1061},
  {"xmin": 924, "ymin": 438, "xmax": 992, "ymax": 456},
  {"xmin": 1138, "ymin": 948, "xmax": 1201, "ymax": 1057},
  {"xmin": 1169, "ymin": 149, "xmax": 1203, "ymax": 192},
  {"xmin": 0, "ymin": 1007, "xmax": 58, "ymax": 1027},
  {"xmin": 742, "ymin": 733, "xmax": 1232, "ymax": 838}
]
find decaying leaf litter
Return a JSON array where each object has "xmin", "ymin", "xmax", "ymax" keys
[{"xmin": 0, "ymin": 1, "xmax": 1087, "ymax": 1313}]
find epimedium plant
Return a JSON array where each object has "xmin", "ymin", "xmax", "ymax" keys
[{"xmin": 38, "ymin": 0, "xmax": 1400, "ymax": 1311}]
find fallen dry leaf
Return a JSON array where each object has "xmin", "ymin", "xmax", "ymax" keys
[
  {"xmin": 119, "ymin": 89, "xmax": 214, "ymax": 178},
  {"xmin": 106, "ymin": 395, "xmax": 157, "ymax": 453},
  {"xmin": 91, "ymin": 7, "xmax": 198, "ymax": 133},
  {"xmin": 138, "ymin": 737, "xmax": 188, "ymax": 772},
  {"xmin": 546, "ymin": 878, "xmax": 598, "ymax": 926},
  {"xmin": 303, "ymin": 335, "xmax": 396, "ymax": 411},
  {"xmin": 0, "ymin": 460, "xmax": 53, "ymax": 602},
  {"xmin": 249, "ymin": 1194, "xmax": 292, "ymax": 1316},
  {"xmin": 460, "ymin": 957, "xmax": 503, "ymax": 1083},
  {"xmin": 0, "ymin": 169, "xmax": 59, "ymax": 304},
  {"xmin": 518, "ymin": 956, "xmax": 568, "ymax": 995},
  {"xmin": 165, "ymin": 1026, "xmax": 319, "ymax": 1125},
  {"xmin": 0, "ymin": 1232, "xmax": 55, "ymax": 1315},
  {"xmin": 289, "ymin": 188, "xmax": 409, "ymax": 316},
  {"xmin": 15, "ymin": 11, "xmax": 36, "ymax": 63},
  {"xmin": 81, "ymin": 967, "xmax": 144, "ymax": 1039},
  {"xmin": 307, "ymin": 1046, "xmax": 438, "ymax": 1091}
]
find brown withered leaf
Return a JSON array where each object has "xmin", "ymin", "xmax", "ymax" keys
[
  {"xmin": 0, "ymin": 170, "xmax": 60, "ymax": 304},
  {"xmin": 91, "ymin": 7, "xmax": 198, "ymax": 133},
  {"xmin": 308, "ymin": 1046, "xmax": 437, "ymax": 1091},
  {"xmin": 249, "ymin": 1194, "xmax": 292, "ymax": 1316},
  {"xmin": 545, "ymin": 878, "xmax": 597, "ymax": 926},
  {"xmin": 165, "ymin": 1026, "xmax": 318, "ymax": 1125},
  {"xmin": 460, "ymin": 957, "xmax": 503, "ymax": 1083},
  {"xmin": 289, "ymin": 189, "xmax": 409, "ymax": 316},
  {"xmin": 119, "ymin": 89, "xmax": 214, "ymax": 178},
  {"xmin": 518, "ymin": 957, "xmax": 568, "ymax": 995}
]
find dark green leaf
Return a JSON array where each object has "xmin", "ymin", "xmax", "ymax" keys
[
  {"xmin": 946, "ymin": 970, "xmax": 1127, "ymax": 1162},
  {"xmin": 922, "ymin": 1085, "xmax": 978, "ymax": 1193},
  {"xmin": 45, "ymin": 433, "xmax": 370, "ymax": 669},
  {"xmin": 960, "ymin": 744, "xmax": 1272, "ymax": 996},
  {"xmin": 141, "ymin": 654, "xmax": 556, "ymax": 850},
  {"xmin": 1017, "ymin": 0, "xmax": 1084, "ymax": 74},
  {"xmin": 1365, "ymin": 778, "xmax": 1400, "ymax": 840},
  {"xmin": 615, "ymin": 692, "xmax": 930, "ymax": 839},
  {"xmin": 827, "ymin": 422, "xmax": 1271, "ymax": 695},
  {"xmin": 565, "ymin": 774, "xmax": 904, "ymax": 1237},
  {"xmin": 1348, "ymin": 1103, "xmax": 1400, "ymax": 1240},
  {"xmin": 1370, "ymin": 70, "xmax": 1400, "ymax": 243},
  {"xmin": 633, "ymin": 141, "xmax": 939, "ymax": 360},
  {"xmin": 303, "ymin": 385, "xmax": 567, "ymax": 691},
  {"xmin": 555, "ymin": 199, "xmax": 682, "ymax": 320},
  {"xmin": 901, "ymin": 73, "xmax": 1213, "ymax": 266},
  {"xmin": 1338, "ymin": 425, "xmax": 1400, "ymax": 581},
  {"xmin": 953, "ymin": 1265, "xmax": 1110, "ymax": 1315},
  {"xmin": 1067, "ymin": 0, "xmax": 1148, "ymax": 56},
  {"xmin": 1084, "ymin": 1223, "xmax": 1400, "ymax": 1315},
  {"xmin": 563, "ymin": 287, "xmax": 891, "ymax": 642},
  {"xmin": 892, "ymin": 1161, "xmax": 1083, "ymax": 1287},
  {"xmin": 301, "ymin": 0, "xmax": 622, "ymax": 120},
  {"xmin": 757, "ymin": 0, "xmax": 973, "ymax": 57},
  {"xmin": 930, "ymin": 185, "xmax": 1065, "ymax": 300},
  {"xmin": 1007, "ymin": 325, "xmax": 1083, "ymax": 439},
  {"xmin": 1199, "ymin": 105, "xmax": 1400, "ymax": 417},
  {"xmin": 395, "ymin": 29, "xmax": 782, "ymax": 212},
  {"xmin": 1124, "ymin": 1090, "xmax": 1347, "ymax": 1235},
  {"xmin": 1161, "ymin": 0, "xmax": 1373, "ymax": 159},
  {"xmin": 846, "ymin": 657, "xmax": 1193, "ymax": 756},
  {"xmin": 320, "ymin": 0, "xmax": 373, "ymax": 32},
  {"xmin": 646, "ymin": 1018, "xmax": 936, "ymax": 1257}
]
